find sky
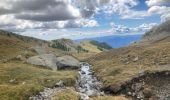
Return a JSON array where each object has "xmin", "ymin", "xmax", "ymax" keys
[{"xmin": 0, "ymin": 0, "xmax": 170, "ymax": 40}]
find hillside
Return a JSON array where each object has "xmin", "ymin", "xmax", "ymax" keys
[
  {"xmin": 50, "ymin": 39, "xmax": 112, "ymax": 54},
  {"xmin": 0, "ymin": 30, "xmax": 38, "ymax": 60},
  {"xmin": 86, "ymin": 20, "xmax": 170, "ymax": 99},
  {"xmin": 50, "ymin": 38, "xmax": 88, "ymax": 53},
  {"xmin": 0, "ymin": 30, "xmax": 79, "ymax": 100},
  {"xmin": 79, "ymin": 40, "xmax": 112, "ymax": 53},
  {"xmin": 0, "ymin": 30, "xmax": 97, "ymax": 61},
  {"xmin": 143, "ymin": 20, "xmax": 170, "ymax": 42},
  {"xmin": 0, "ymin": 29, "xmax": 112, "ymax": 62}
]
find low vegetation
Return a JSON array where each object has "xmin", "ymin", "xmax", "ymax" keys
[
  {"xmin": 87, "ymin": 39, "xmax": 170, "ymax": 89},
  {"xmin": 52, "ymin": 88, "xmax": 80, "ymax": 100},
  {"xmin": 89, "ymin": 40, "xmax": 112, "ymax": 51},
  {"xmin": 90, "ymin": 96, "xmax": 129, "ymax": 100},
  {"xmin": 0, "ymin": 61, "xmax": 77, "ymax": 100},
  {"xmin": 50, "ymin": 39, "xmax": 89, "ymax": 53},
  {"xmin": 50, "ymin": 40, "xmax": 71, "ymax": 51}
]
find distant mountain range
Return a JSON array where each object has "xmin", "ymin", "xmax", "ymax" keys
[{"xmin": 75, "ymin": 34, "xmax": 142, "ymax": 48}]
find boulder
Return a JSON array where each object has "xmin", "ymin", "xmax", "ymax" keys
[
  {"xmin": 56, "ymin": 55, "xmax": 80, "ymax": 70},
  {"xmin": 27, "ymin": 54, "xmax": 58, "ymax": 70},
  {"xmin": 16, "ymin": 55, "xmax": 27, "ymax": 62},
  {"xmin": 27, "ymin": 54, "xmax": 80, "ymax": 70}
]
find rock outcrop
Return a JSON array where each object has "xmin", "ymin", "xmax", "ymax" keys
[
  {"xmin": 56, "ymin": 55, "xmax": 80, "ymax": 70},
  {"xmin": 27, "ymin": 54, "xmax": 58, "ymax": 70},
  {"xmin": 103, "ymin": 71, "xmax": 170, "ymax": 100},
  {"xmin": 27, "ymin": 54, "xmax": 80, "ymax": 70}
]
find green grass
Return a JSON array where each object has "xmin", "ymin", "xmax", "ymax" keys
[
  {"xmin": 0, "ymin": 61, "xmax": 78, "ymax": 100},
  {"xmin": 0, "ymin": 34, "xmax": 37, "ymax": 60},
  {"xmin": 52, "ymin": 88, "xmax": 80, "ymax": 100}
]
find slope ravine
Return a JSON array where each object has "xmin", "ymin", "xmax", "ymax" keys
[{"xmin": 75, "ymin": 62, "xmax": 104, "ymax": 100}]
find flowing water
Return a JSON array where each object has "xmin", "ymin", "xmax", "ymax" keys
[
  {"xmin": 29, "ymin": 62, "xmax": 104, "ymax": 100},
  {"xmin": 76, "ymin": 62, "xmax": 104, "ymax": 100}
]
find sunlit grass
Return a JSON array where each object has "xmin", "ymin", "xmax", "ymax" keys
[{"xmin": 0, "ymin": 61, "xmax": 78, "ymax": 100}]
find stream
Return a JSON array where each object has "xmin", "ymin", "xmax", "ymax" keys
[
  {"xmin": 29, "ymin": 62, "xmax": 104, "ymax": 100},
  {"xmin": 76, "ymin": 62, "xmax": 104, "ymax": 100}
]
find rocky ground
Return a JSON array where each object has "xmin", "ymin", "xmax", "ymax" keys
[
  {"xmin": 29, "ymin": 81, "xmax": 65, "ymax": 100},
  {"xmin": 118, "ymin": 71, "xmax": 170, "ymax": 100},
  {"xmin": 28, "ymin": 62, "xmax": 105, "ymax": 100}
]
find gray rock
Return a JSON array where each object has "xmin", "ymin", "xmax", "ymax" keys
[
  {"xmin": 27, "ymin": 54, "xmax": 58, "ymax": 70},
  {"xmin": 56, "ymin": 55, "xmax": 80, "ymax": 70},
  {"xmin": 55, "ymin": 80, "xmax": 64, "ymax": 87},
  {"xmin": 81, "ymin": 71, "xmax": 86, "ymax": 74},
  {"xmin": 16, "ymin": 55, "xmax": 27, "ymax": 61},
  {"xmin": 27, "ymin": 54, "xmax": 80, "ymax": 70},
  {"xmin": 133, "ymin": 56, "xmax": 139, "ymax": 62}
]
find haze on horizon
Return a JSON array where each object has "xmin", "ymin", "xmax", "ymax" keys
[{"xmin": 0, "ymin": 0, "xmax": 170, "ymax": 40}]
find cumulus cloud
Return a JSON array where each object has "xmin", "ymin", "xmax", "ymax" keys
[
  {"xmin": 146, "ymin": 0, "xmax": 170, "ymax": 7},
  {"xmin": 0, "ymin": 0, "xmax": 169, "ymax": 37},
  {"xmin": 99, "ymin": 0, "xmax": 147, "ymax": 19},
  {"xmin": 161, "ymin": 13, "xmax": 170, "ymax": 22},
  {"xmin": 0, "ymin": 0, "xmax": 101, "ymax": 32},
  {"xmin": 110, "ymin": 22, "xmax": 158, "ymax": 34},
  {"xmin": 146, "ymin": 0, "xmax": 170, "ymax": 22},
  {"xmin": 0, "ymin": 0, "xmax": 81, "ymax": 21},
  {"xmin": 0, "ymin": 14, "xmax": 98, "ymax": 32}
]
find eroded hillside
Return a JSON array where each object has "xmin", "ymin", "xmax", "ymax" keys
[{"xmin": 86, "ymin": 20, "xmax": 170, "ymax": 99}]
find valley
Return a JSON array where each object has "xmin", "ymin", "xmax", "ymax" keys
[{"xmin": 0, "ymin": 19, "xmax": 170, "ymax": 100}]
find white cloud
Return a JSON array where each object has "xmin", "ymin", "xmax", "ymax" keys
[
  {"xmin": 110, "ymin": 22, "xmax": 158, "ymax": 34},
  {"xmin": 148, "ymin": 6, "xmax": 170, "ymax": 14},
  {"xmin": 0, "ymin": 14, "xmax": 99, "ymax": 32},
  {"xmin": 147, "ymin": 4, "xmax": 170, "ymax": 22},
  {"xmin": 121, "ymin": 10, "xmax": 149, "ymax": 19},
  {"xmin": 161, "ymin": 13, "xmax": 170, "ymax": 22},
  {"xmin": 75, "ymin": 19, "xmax": 99, "ymax": 27},
  {"xmin": 146, "ymin": 0, "xmax": 168, "ymax": 7}
]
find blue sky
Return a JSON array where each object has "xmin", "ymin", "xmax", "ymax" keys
[{"xmin": 0, "ymin": 0, "xmax": 170, "ymax": 40}]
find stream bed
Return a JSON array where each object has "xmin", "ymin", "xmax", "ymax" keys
[
  {"xmin": 29, "ymin": 62, "xmax": 104, "ymax": 100},
  {"xmin": 75, "ymin": 62, "xmax": 104, "ymax": 100}
]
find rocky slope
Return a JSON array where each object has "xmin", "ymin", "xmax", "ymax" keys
[
  {"xmin": 86, "ymin": 20, "xmax": 170, "ymax": 99},
  {"xmin": 142, "ymin": 20, "xmax": 170, "ymax": 42},
  {"xmin": 0, "ymin": 30, "xmax": 63, "ymax": 61}
]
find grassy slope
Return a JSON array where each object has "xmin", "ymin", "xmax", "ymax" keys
[
  {"xmin": 79, "ymin": 40, "xmax": 102, "ymax": 53},
  {"xmin": 0, "ymin": 30, "xmax": 65, "ymax": 61},
  {"xmin": 0, "ymin": 30, "xmax": 80, "ymax": 99},
  {"xmin": 52, "ymin": 88, "xmax": 80, "ymax": 100},
  {"xmin": 0, "ymin": 61, "xmax": 77, "ymax": 100},
  {"xmin": 87, "ymin": 38, "xmax": 170, "ymax": 88},
  {"xmin": 52, "ymin": 88, "xmax": 129, "ymax": 100},
  {"xmin": 0, "ymin": 34, "xmax": 36, "ymax": 60}
]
